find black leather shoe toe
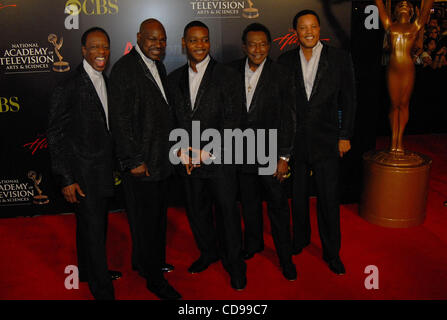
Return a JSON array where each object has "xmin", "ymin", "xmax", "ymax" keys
[
  {"xmin": 162, "ymin": 263, "xmax": 175, "ymax": 273},
  {"xmin": 147, "ymin": 279, "xmax": 182, "ymax": 300},
  {"xmin": 81, "ymin": 270, "xmax": 122, "ymax": 282},
  {"xmin": 109, "ymin": 270, "xmax": 122, "ymax": 280},
  {"xmin": 282, "ymin": 263, "xmax": 297, "ymax": 281},
  {"xmin": 188, "ymin": 256, "xmax": 219, "ymax": 274},
  {"xmin": 230, "ymin": 275, "xmax": 247, "ymax": 291},
  {"xmin": 325, "ymin": 257, "xmax": 346, "ymax": 275}
]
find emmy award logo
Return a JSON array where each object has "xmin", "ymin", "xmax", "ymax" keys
[
  {"xmin": 243, "ymin": 0, "xmax": 259, "ymax": 19},
  {"xmin": 28, "ymin": 171, "xmax": 50, "ymax": 205},
  {"xmin": 48, "ymin": 34, "xmax": 70, "ymax": 72}
]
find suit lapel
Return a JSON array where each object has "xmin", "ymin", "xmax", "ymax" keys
[
  {"xmin": 103, "ymin": 74, "xmax": 111, "ymax": 126},
  {"xmin": 237, "ymin": 58, "xmax": 247, "ymax": 111},
  {"xmin": 78, "ymin": 64, "xmax": 109, "ymax": 130},
  {"xmin": 178, "ymin": 64, "xmax": 192, "ymax": 114},
  {"xmin": 293, "ymin": 48, "xmax": 308, "ymax": 101},
  {"xmin": 156, "ymin": 60, "xmax": 170, "ymax": 105},
  {"xmin": 248, "ymin": 58, "xmax": 271, "ymax": 113},
  {"xmin": 133, "ymin": 48, "xmax": 169, "ymax": 103},
  {"xmin": 133, "ymin": 49, "xmax": 157, "ymax": 86},
  {"xmin": 192, "ymin": 58, "xmax": 215, "ymax": 115},
  {"xmin": 309, "ymin": 44, "xmax": 329, "ymax": 102}
]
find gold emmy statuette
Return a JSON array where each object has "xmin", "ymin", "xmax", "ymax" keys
[
  {"xmin": 243, "ymin": 0, "xmax": 259, "ymax": 19},
  {"xmin": 28, "ymin": 171, "xmax": 50, "ymax": 205},
  {"xmin": 48, "ymin": 34, "xmax": 70, "ymax": 72},
  {"xmin": 359, "ymin": 0, "xmax": 435, "ymax": 228}
]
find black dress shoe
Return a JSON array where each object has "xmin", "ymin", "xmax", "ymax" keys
[
  {"xmin": 188, "ymin": 256, "xmax": 219, "ymax": 274},
  {"xmin": 325, "ymin": 257, "xmax": 346, "ymax": 275},
  {"xmin": 282, "ymin": 263, "xmax": 297, "ymax": 281},
  {"xmin": 230, "ymin": 275, "xmax": 247, "ymax": 291},
  {"xmin": 80, "ymin": 270, "xmax": 122, "ymax": 282},
  {"xmin": 109, "ymin": 270, "xmax": 122, "ymax": 280},
  {"xmin": 146, "ymin": 279, "xmax": 182, "ymax": 300},
  {"xmin": 162, "ymin": 263, "xmax": 175, "ymax": 273}
]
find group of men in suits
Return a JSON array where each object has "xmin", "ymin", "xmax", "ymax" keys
[{"xmin": 47, "ymin": 9, "xmax": 356, "ymax": 300}]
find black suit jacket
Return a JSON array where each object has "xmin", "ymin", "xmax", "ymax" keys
[
  {"xmin": 168, "ymin": 57, "xmax": 245, "ymax": 177},
  {"xmin": 109, "ymin": 48, "xmax": 175, "ymax": 181},
  {"xmin": 47, "ymin": 64, "xmax": 114, "ymax": 197},
  {"xmin": 229, "ymin": 57, "xmax": 296, "ymax": 172},
  {"xmin": 277, "ymin": 44, "xmax": 356, "ymax": 164}
]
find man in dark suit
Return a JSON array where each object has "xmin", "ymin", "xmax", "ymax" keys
[
  {"xmin": 47, "ymin": 27, "xmax": 121, "ymax": 300},
  {"xmin": 108, "ymin": 19, "xmax": 180, "ymax": 300},
  {"xmin": 229, "ymin": 23, "xmax": 297, "ymax": 281},
  {"xmin": 168, "ymin": 21, "xmax": 247, "ymax": 290},
  {"xmin": 278, "ymin": 10, "xmax": 356, "ymax": 275}
]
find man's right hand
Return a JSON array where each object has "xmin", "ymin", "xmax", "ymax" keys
[
  {"xmin": 62, "ymin": 183, "xmax": 85, "ymax": 203},
  {"xmin": 177, "ymin": 148, "xmax": 200, "ymax": 175},
  {"xmin": 130, "ymin": 163, "xmax": 150, "ymax": 177}
]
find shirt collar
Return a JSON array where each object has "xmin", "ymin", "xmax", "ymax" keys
[
  {"xmin": 189, "ymin": 54, "xmax": 210, "ymax": 73},
  {"xmin": 135, "ymin": 43, "xmax": 156, "ymax": 67},
  {"xmin": 299, "ymin": 40, "xmax": 323, "ymax": 57},
  {"xmin": 245, "ymin": 57, "xmax": 267, "ymax": 75},
  {"xmin": 83, "ymin": 59, "xmax": 102, "ymax": 78}
]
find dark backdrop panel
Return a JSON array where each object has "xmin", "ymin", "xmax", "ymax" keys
[{"xmin": 0, "ymin": 0, "xmax": 352, "ymax": 217}]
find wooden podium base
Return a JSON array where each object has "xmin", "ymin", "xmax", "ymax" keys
[{"xmin": 359, "ymin": 150, "xmax": 432, "ymax": 228}]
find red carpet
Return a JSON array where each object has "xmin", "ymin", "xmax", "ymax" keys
[{"xmin": 1, "ymin": 134, "xmax": 446, "ymax": 300}]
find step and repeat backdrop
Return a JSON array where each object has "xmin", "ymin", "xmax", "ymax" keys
[{"xmin": 0, "ymin": 0, "xmax": 352, "ymax": 218}]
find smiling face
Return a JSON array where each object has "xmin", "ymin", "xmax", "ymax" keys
[
  {"xmin": 82, "ymin": 31, "xmax": 110, "ymax": 72},
  {"xmin": 137, "ymin": 21, "xmax": 167, "ymax": 61},
  {"xmin": 295, "ymin": 14, "xmax": 320, "ymax": 51},
  {"xmin": 182, "ymin": 26, "xmax": 210, "ymax": 65},
  {"xmin": 243, "ymin": 31, "xmax": 270, "ymax": 70}
]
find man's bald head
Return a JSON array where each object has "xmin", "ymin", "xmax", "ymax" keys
[
  {"xmin": 137, "ymin": 18, "xmax": 167, "ymax": 61},
  {"xmin": 139, "ymin": 18, "xmax": 165, "ymax": 33}
]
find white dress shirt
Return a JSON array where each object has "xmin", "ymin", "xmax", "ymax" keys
[
  {"xmin": 188, "ymin": 54, "xmax": 211, "ymax": 109},
  {"xmin": 299, "ymin": 40, "xmax": 323, "ymax": 100},
  {"xmin": 135, "ymin": 43, "xmax": 168, "ymax": 103},
  {"xmin": 244, "ymin": 57, "xmax": 266, "ymax": 110},
  {"xmin": 83, "ymin": 59, "xmax": 109, "ymax": 129}
]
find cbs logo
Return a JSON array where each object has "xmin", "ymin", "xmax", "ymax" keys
[
  {"xmin": 65, "ymin": 0, "xmax": 118, "ymax": 16},
  {"xmin": 0, "ymin": 96, "xmax": 20, "ymax": 113}
]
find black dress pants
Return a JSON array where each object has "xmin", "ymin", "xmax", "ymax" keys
[
  {"xmin": 122, "ymin": 173, "xmax": 168, "ymax": 273},
  {"xmin": 123, "ymin": 175, "xmax": 168, "ymax": 283},
  {"xmin": 239, "ymin": 172, "xmax": 293, "ymax": 267},
  {"xmin": 291, "ymin": 158, "xmax": 341, "ymax": 261},
  {"xmin": 183, "ymin": 167, "xmax": 246, "ymax": 277},
  {"xmin": 76, "ymin": 195, "xmax": 114, "ymax": 300},
  {"xmin": 121, "ymin": 172, "xmax": 140, "ymax": 270}
]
